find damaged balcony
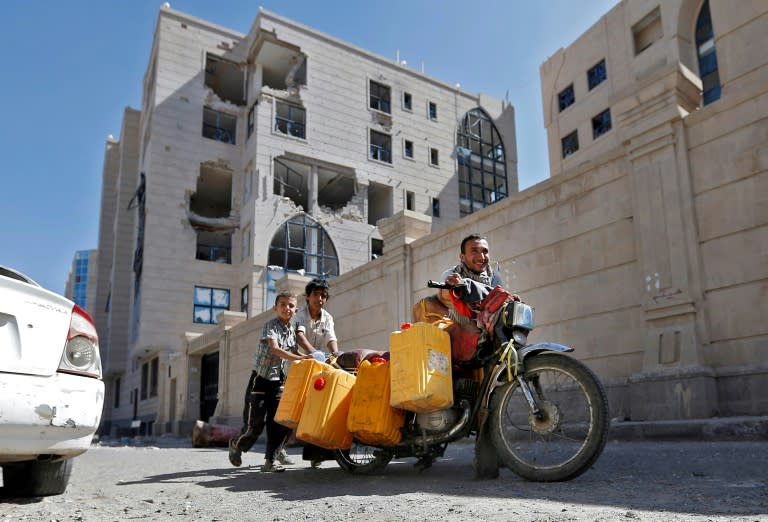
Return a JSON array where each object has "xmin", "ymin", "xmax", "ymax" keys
[
  {"xmin": 317, "ymin": 167, "xmax": 356, "ymax": 213},
  {"xmin": 250, "ymin": 30, "xmax": 307, "ymax": 94},
  {"xmin": 367, "ymin": 181, "xmax": 393, "ymax": 226},
  {"xmin": 273, "ymin": 157, "xmax": 361, "ymax": 219},
  {"xmin": 274, "ymin": 158, "xmax": 308, "ymax": 210},
  {"xmin": 188, "ymin": 163, "xmax": 237, "ymax": 264},
  {"xmin": 205, "ymin": 53, "xmax": 246, "ymax": 106}
]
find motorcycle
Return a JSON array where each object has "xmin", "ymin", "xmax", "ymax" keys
[{"xmin": 309, "ymin": 280, "xmax": 609, "ymax": 481}]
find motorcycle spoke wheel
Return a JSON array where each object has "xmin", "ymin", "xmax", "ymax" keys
[
  {"xmin": 489, "ymin": 354, "xmax": 608, "ymax": 482},
  {"xmin": 334, "ymin": 442, "xmax": 392, "ymax": 475}
]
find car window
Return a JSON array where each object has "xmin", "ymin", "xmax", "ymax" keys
[{"xmin": 0, "ymin": 266, "xmax": 37, "ymax": 285}]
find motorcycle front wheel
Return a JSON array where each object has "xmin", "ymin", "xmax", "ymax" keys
[
  {"xmin": 489, "ymin": 353, "xmax": 609, "ymax": 482},
  {"xmin": 334, "ymin": 442, "xmax": 392, "ymax": 474}
]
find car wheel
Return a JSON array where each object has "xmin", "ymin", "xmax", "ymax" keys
[{"xmin": 2, "ymin": 458, "xmax": 73, "ymax": 497}]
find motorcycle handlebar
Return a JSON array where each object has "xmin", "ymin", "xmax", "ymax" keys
[{"xmin": 427, "ymin": 280, "xmax": 453, "ymax": 289}]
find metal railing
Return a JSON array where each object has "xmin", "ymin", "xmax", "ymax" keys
[
  {"xmin": 275, "ymin": 117, "xmax": 306, "ymax": 139},
  {"xmin": 196, "ymin": 244, "xmax": 231, "ymax": 264}
]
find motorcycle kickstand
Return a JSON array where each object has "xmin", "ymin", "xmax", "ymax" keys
[{"xmin": 414, "ymin": 456, "xmax": 433, "ymax": 472}]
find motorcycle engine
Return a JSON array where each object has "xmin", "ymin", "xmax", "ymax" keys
[{"xmin": 414, "ymin": 408, "xmax": 458, "ymax": 434}]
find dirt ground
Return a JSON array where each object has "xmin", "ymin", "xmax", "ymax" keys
[{"xmin": 1, "ymin": 439, "xmax": 766, "ymax": 521}]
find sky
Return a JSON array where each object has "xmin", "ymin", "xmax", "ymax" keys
[{"xmin": 0, "ymin": 0, "xmax": 618, "ymax": 294}]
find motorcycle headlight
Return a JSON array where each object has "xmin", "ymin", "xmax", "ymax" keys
[{"xmin": 503, "ymin": 302, "xmax": 535, "ymax": 331}]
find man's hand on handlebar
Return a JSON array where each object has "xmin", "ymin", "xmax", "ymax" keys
[{"xmin": 426, "ymin": 278, "xmax": 521, "ymax": 302}]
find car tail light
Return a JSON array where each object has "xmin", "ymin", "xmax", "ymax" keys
[{"xmin": 58, "ymin": 304, "xmax": 102, "ymax": 379}]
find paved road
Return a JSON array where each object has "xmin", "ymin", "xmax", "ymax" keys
[{"xmin": 1, "ymin": 440, "xmax": 767, "ymax": 521}]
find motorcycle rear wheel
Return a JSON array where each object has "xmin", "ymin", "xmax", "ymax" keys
[
  {"xmin": 489, "ymin": 353, "xmax": 608, "ymax": 482},
  {"xmin": 334, "ymin": 442, "xmax": 392, "ymax": 474}
]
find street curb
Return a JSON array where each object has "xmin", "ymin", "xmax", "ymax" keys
[{"xmin": 608, "ymin": 415, "xmax": 768, "ymax": 441}]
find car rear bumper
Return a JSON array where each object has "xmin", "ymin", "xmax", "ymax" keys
[{"xmin": 0, "ymin": 371, "xmax": 104, "ymax": 460}]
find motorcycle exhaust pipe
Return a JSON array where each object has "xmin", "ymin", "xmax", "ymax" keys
[{"xmin": 415, "ymin": 400, "xmax": 472, "ymax": 446}]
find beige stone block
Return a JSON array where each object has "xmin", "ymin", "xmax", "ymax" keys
[
  {"xmin": 688, "ymin": 116, "xmax": 768, "ymax": 194},
  {"xmin": 706, "ymin": 282, "xmax": 768, "ymax": 343},
  {"xmin": 713, "ymin": 3, "xmax": 768, "ymax": 85},
  {"xmin": 700, "ymin": 226, "xmax": 768, "ymax": 290},
  {"xmin": 703, "ymin": 337, "xmax": 768, "ymax": 370},
  {"xmin": 695, "ymin": 170, "xmax": 768, "ymax": 241}
]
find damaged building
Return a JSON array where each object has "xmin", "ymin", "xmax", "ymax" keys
[{"xmin": 95, "ymin": 5, "xmax": 516, "ymax": 436}]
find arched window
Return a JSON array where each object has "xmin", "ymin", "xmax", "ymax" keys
[
  {"xmin": 456, "ymin": 109, "xmax": 508, "ymax": 217},
  {"xmin": 268, "ymin": 214, "xmax": 339, "ymax": 276},
  {"xmin": 696, "ymin": 0, "xmax": 720, "ymax": 105}
]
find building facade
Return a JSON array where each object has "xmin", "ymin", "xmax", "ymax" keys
[
  {"xmin": 97, "ymin": 0, "xmax": 767, "ymax": 437},
  {"xmin": 94, "ymin": 6, "xmax": 516, "ymax": 436},
  {"xmin": 183, "ymin": 0, "xmax": 767, "ymax": 435},
  {"xmin": 64, "ymin": 249, "xmax": 98, "ymax": 316}
]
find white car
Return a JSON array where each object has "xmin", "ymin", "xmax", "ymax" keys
[{"xmin": 0, "ymin": 265, "xmax": 104, "ymax": 496}]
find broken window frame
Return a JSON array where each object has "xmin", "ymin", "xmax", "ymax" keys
[
  {"xmin": 195, "ymin": 234, "xmax": 232, "ymax": 263},
  {"xmin": 273, "ymin": 158, "xmax": 306, "ymax": 208},
  {"xmin": 274, "ymin": 100, "xmax": 306, "ymax": 139},
  {"xmin": 370, "ymin": 130, "xmax": 392, "ymax": 164},
  {"xmin": 202, "ymin": 107, "xmax": 237, "ymax": 145},
  {"xmin": 369, "ymin": 80, "xmax": 391, "ymax": 114}
]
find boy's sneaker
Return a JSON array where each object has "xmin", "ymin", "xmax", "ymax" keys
[
  {"xmin": 276, "ymin": 449, "xmax": 295, "ymax": 466},
  {"xmin": 310, "ymin": 459, "xmax": 322, "ymax": 469},
  {"xmin": 261, "ymin": 459, "xmax": 285, "ymax": 473},
  {"xmin": 228, "ymin": 443, "xmax": 242, "ymax": 467}
]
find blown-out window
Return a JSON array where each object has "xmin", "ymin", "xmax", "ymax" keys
[
  {"xmin": 370, "ymin": 130, "xmax": 392, "ymax": 163},
  {"xmin": 275, "ymin": 101, "xmax": 306, "ymax": 139},
  {"xmin": 369, "ymin": 80, "xmax": 391, "ymax": 113}
]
